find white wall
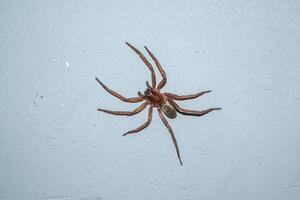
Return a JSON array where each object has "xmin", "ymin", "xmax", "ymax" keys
[{"xmin": 0, "ymin": 1, "xmax": 299, "ymax": 200}]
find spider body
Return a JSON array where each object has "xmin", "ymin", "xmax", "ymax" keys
[
  {"xmin": 140, "ymin": 81, "xmax": 177, "ymax": 119},
  {"xmin": 96, "ymin": 42, "xmax": 221, "ymax": 165}
]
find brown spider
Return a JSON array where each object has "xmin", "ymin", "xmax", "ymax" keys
[{"xmin": 95, "ymin": 42, "xmax": 221, "ymax": 165}]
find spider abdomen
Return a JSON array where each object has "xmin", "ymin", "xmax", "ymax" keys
[{"xmin": 161, "ymin": 101, "xmax": 177, "ymax": 119}]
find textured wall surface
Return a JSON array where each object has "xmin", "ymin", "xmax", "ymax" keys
[{"xmin": 1, "ymin": 1, "xmax": 300, "ymax": 200}]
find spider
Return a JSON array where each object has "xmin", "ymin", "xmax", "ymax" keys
[{"xmin": 95, "ymin": 42, "xmax": 221, "ymax": 165}]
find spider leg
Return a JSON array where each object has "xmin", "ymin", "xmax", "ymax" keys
[
  {"xmin": 125, "ymin": 42, "xmax": 157, "ymax": 88},
  {"xmin": 123, "ymin": 106, "xmax": 153, "ymax": 136},
  {"xmin": 169, "ymin": 99, "xmax": 221, "ymax": 116},
  {"xmin": 95, "ymin": 77, "xmax": 143, "ymax": 103},
  {"xmin": 97, "ymin": 102, "xmax": 147, "ymax": 116},
  {"xmin": 158, "ymin": 109, "xmax": 183, "ymax": 166},
  {"xmin": 164, "ymin": 90, "xmax": 211, "ymax": 100},
  {"xmin": 144, "ymin": 46, "xmax": 167, "ymax": 90}
]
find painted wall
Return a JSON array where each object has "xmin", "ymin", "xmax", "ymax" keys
[{"xmin": 0, "ymin": 1, "xmax": 299, "ymax": 200}]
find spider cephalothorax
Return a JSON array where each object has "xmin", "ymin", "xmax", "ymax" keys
[{"xmin": 96, "ymin": 42, "xmax": 221, "ymax": 165}]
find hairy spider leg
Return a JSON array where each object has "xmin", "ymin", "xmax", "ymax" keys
[
  {"xmin": 95, "ymin": 77, "xmax": 143, "ymax": 103},
  {"xmin": 158, "ymin": 109, "xmax": 183, "ymax": 166},
  {"xmin": 125, "ymin": 42, "xmax": 157, "ymax": 88},
  {"xmin": 144, "ymin": 46, "xmax": 167, "ymax": 90},
  {"xmin": 164, "ymin": 90, "xmax": 211, "ymax": 100},
  {"xmin": 169, "ymin": 99, "xmax": 221, "ymax": 116},
  {"xmin": 123, "ymin": 106, "xmax": 153, "ymax": 136},
  {"xmin": 97, "ymin": 102, "xmax": 148, "ymax": 116}
]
